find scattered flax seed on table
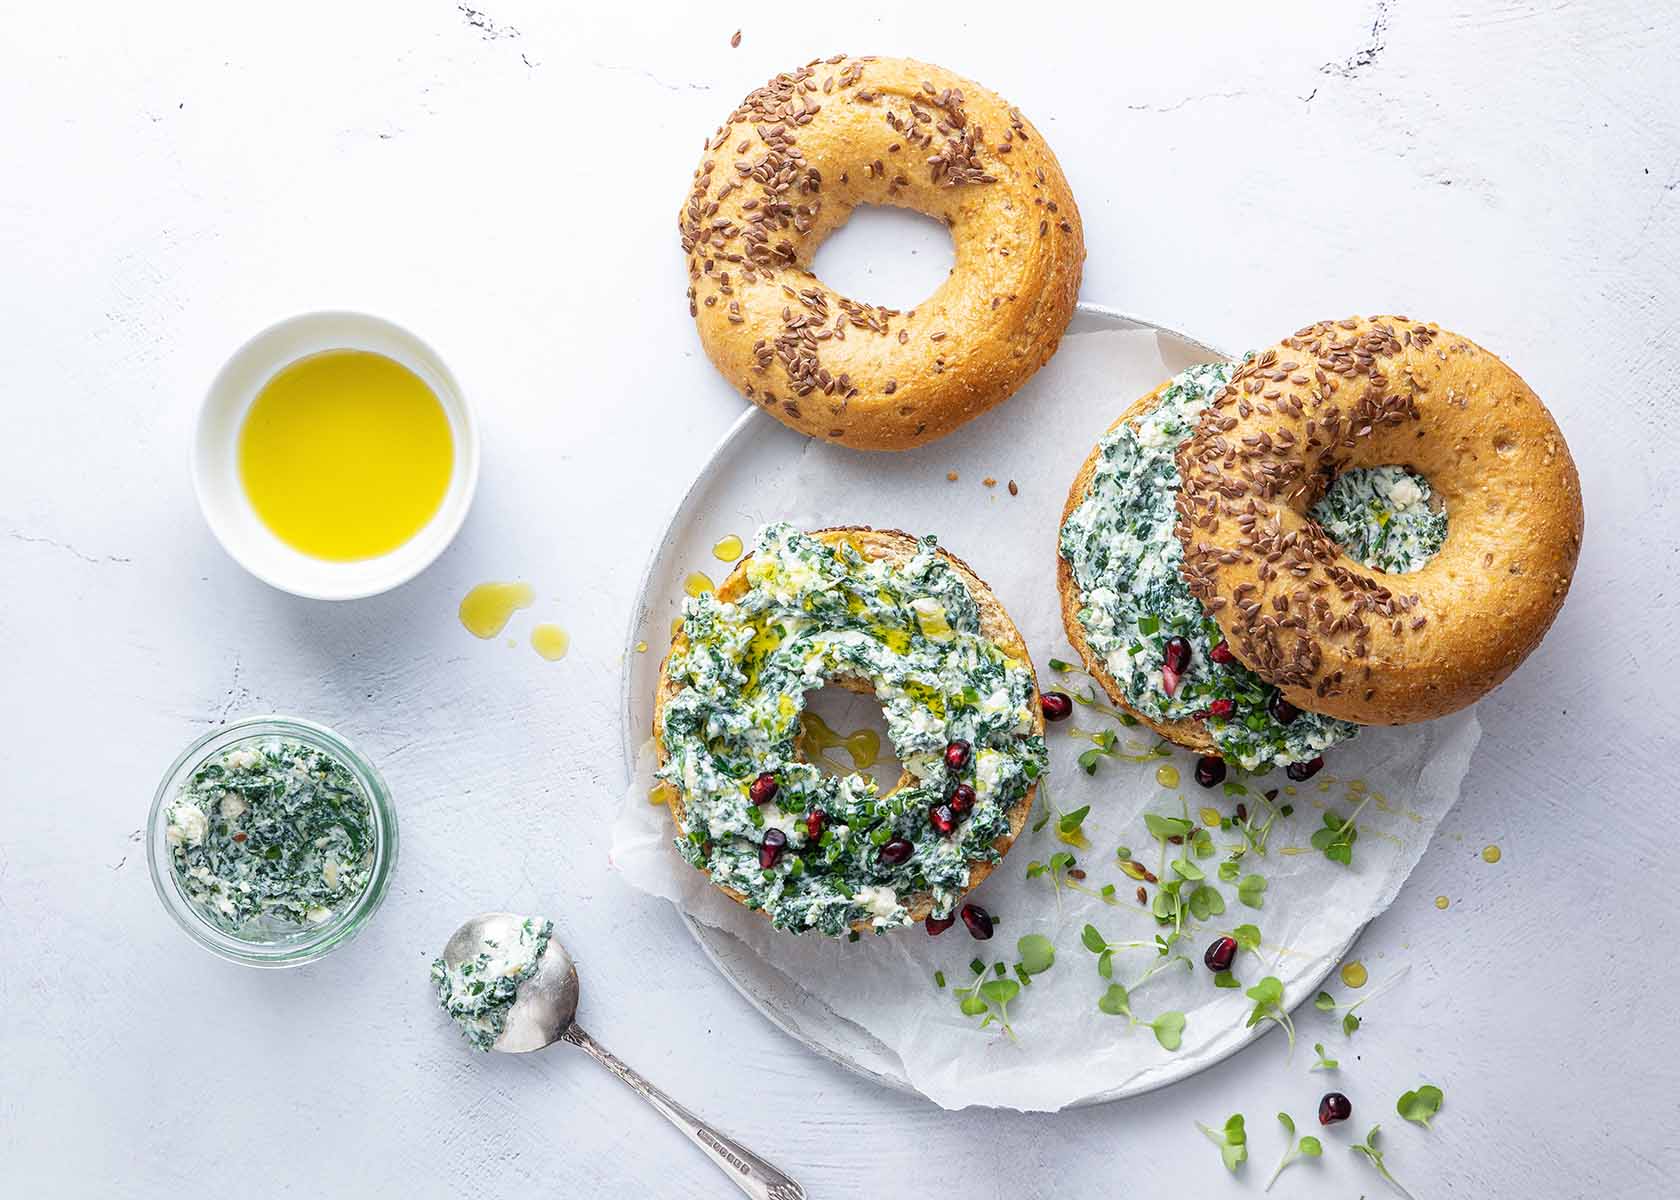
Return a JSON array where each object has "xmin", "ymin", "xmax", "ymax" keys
[
  {"xmin": 1008, "ymin": 479, "xmax": 1019, "ymax": 495},
  {"xmin": 730, "ymin": 30, "xmax": 741, "ymax": 48}
]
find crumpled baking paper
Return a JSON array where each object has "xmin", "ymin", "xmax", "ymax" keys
[{"xmin": 612, "ymin": 328, "xmax": 1481, "ymax": 1111}]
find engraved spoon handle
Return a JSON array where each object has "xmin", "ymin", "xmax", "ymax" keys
[{"xmin": 562, "ymin": 1023, "xmax": 805, "ymax": 1200}]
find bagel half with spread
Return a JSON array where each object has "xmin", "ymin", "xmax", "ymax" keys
[
  {"xmin": 1058, "ymin": 318, "xmax": 1582, "ymax": 770},
  {"xmin": 655, "ymin": 524, "xmax": 1046, "ymax": 936},
  {"xmin": 680, "ymin": 55, "xmax": 1084, "ymax": 451}
]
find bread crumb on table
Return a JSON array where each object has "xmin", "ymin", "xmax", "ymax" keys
[
  {"xmin": 947, "ymin": 470, "xmax": 959, "ymax": 482},
  {"xmin": 982, "ymin": 476, "xmax": 997, "ymax": 488}
]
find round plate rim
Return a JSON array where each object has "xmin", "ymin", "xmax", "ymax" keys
[{"xmin": 616, "ymin": 303, "xmax": 1371, "ymax": 1108}]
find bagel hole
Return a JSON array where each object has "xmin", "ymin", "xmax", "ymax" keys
[
  {"xmin": 1308, "ymin": 464, "xmax": 1448, "ymax": 575},
  {"xmin": 796, "ymin": 683, "xmax": 902, "ymax": 792},
  {"xmin": 808, "ymin": 205, "xmax": 956, "ymax": 312}
]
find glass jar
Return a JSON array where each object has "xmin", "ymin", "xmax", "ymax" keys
[{"xmin": 147, "ymin": 715, "xmax": 397, "ymax": 967}]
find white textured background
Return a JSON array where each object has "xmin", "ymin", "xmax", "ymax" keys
[{"xmin": 2, "ymin": 2, "xmax": 1676, "ymax": 1196}]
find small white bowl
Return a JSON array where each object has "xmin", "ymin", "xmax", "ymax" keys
[{"xmin": 193, "ymin": 311, "xmax": 480, "ymax": 600}]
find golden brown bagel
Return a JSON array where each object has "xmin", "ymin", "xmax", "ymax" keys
[
  {"xmin": 653, "ymin": 526, "xmax": 1043, "ymax": 933},
  {"xmin": 1175, "ymin": 317, "xmax": 1584, "ymax": 725},
  {"xmin": 1057, "ymin": 378, "xmax": 1221, "ymax": 754},
  {"xmin": 679, "ymin": 55, "xmax": 1084, "ymax": 451}
]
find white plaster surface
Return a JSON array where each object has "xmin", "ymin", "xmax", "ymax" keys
[{"xmin": 2, "ymin": 2, "xmax": 1676, "ymax": 1196}]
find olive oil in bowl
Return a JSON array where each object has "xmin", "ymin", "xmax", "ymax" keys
[{"xmin": 238, "ymin": 349, "xmax": 454, "ymax": 562}]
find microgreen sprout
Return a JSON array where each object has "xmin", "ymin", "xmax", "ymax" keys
[
  {"xmin": 1350, "ymin": 1125, "xmax": 1413, "ymax": 1198},
  {"xmin": 1396, "ymin": 1084, "xmax": 1443, "ymax": 1129},
  {"xmin": 1196, "ymin": 1113, "xmax": 1248, "ymax": 1172},
  {"xmin": 953, "ymin": 960, "xmax": 1021, "ymax": 1040},
  {"xmin": 1245, "ymin": 975, "xmax": 1296, "ymax": 1054},
  {"xmin": 1080, "ymin": 923, "xmax": 1158, "ymax": 979},
  {"xmin": 1237, "ymin": 872, "xmax": 1267, "ymax": 909},
  {"xmin": 1048, "ymin": 657, "xmax": 1075, "ymax": 673},
  {"xmin": 1096, "ymin": 981, "xmax": 1187, "ymax": 1050},
  {"xmin": 1314, "ymin": 965, "xmax": 1411, "ymax": 1037},
  {"xmin": 1310, "ymin": 1041, "xmax": 1338, "ymax": 1071},
  {"xmin": 1016, "ymin": 934, "xmax": 1055, "ymax": 978},
  {"xmin": 1027, "ymin": 851, "xmax": 1120, "ymax": 909},
  {"xmin": 1266, "ymin": 1112, "xmax": 1322, "ymax": 1191},
  {"xmin": 1311, "ymin": 792, "xmax": 1374, "ymax": 865},
  {"xmin": 1055, "ymin": 804, "xmax": 1092, "ymax": 848},
  {"xmin": 1068, "ymin": 683, "xmax": 1144, "ymax": 727},
  {"xmin": 1235, "ymin": 788, "xmax": 1282, "ymax": 855}
]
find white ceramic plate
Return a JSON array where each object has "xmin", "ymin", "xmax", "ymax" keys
[{"xmin": 618, "ymin": 304, "xmax": 1279, "ymax": 1101}]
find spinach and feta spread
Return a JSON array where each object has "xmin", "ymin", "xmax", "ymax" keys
[
  {"xmin": 431, "ymin": 916, "xmax": 553, "ymax": 1052},
  {"xmin": 165, "ymin": 737, "xmax": 375, "ymax": 933},
  {"xmin": 657, "ymin": 524, "xmax": 1046, "ymax": 936},
  {"xmin": 1058, "ymin": 363, "xmax": 1358, "ymax": 770},
  {"xmin": 1310, "ymin": 465, "xmax": 1447, "ymax": 574}
]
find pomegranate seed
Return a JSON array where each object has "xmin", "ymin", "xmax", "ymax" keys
[
  {"xmin": 947, "ymin": 782, "xmax": 976, "ymax": 813},
  {"xmin": 1267, "ymin": 691, "xmax": 1301, "ymax": 725},
  {"xmin": 929, "ymin": 803, "xmax": 958, "ymax": 836},
  {"xmin": 1195, "ymin": 755, "xmax": 1227, "ymax": 788},
  {"xmin": 758, "ymin": 828, "xmax": 786, "ymax": 869},
  {"xmin": 1163, "ymin": 636, "xmax": 1192, "ymax": 674},
  {"xmin": 1286, "ymin": 756, "xmax": 1325, "ymax": 782},
  {"xmin": 879, "ymin": 837, "xmax": 914, "ymax": 865},
  {"xmin": 960, "ymin": 903, "xmax": 994, "ymax": 940},
  {"xmin": 1210, "ymin": 640, "xmax": 1235, "ymax": 665},
  {"xmin": 231, "ymin": 832, "xmax": 248, "ymax": 843},
  {"xmin": 1203, "ymin": 935, "xmax": 1238, "ymax": 972},
  {"xmin": 943, "ymin": 739, "xmax": 972, "ymax": 772},
  {"xmin": 925, "ymin": 914, "xmax": 955, "ymax": 936},
  {"xmin": 1162, "ymin": 665, "xmax": 1183, "ymax": 697},
  {"xmin": 1318, "ymin": 1092, "xmax": 1353, "ymax": 1125},
  {"xmin": 749, "ymin": 773, "xmax": 778, "ymax": 805},
  {"xmin": 1040, "ymin": 691, "xmax": 1073, "ymax": 721},
  {"xmin": 805, "ymin": 809, "xmax": 825, "ymax": 840},
  {"xmin": 1192, "ymin": 708, "xmax": 1210, "ymax": 720},
  {"xmin": 1207, "ymin": 697, "xmax": 1235, "ymax": 718}
]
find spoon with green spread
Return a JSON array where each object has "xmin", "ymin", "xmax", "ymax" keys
[{"xmin": 438, "ymin": 913, "xmax": 804, "ymax": 1200}]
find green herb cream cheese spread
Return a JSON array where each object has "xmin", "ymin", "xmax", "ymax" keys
[
  {"xmin": 165, "ymin": 737, "xmax": 375, "ymax": 933},
  {"xmin": 657, "ymin": 524, "xmax": 1046, "ymax": 936}
]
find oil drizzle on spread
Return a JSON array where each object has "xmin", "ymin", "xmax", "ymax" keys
[{"xmin": 799, "ymin": 711, "xmax": 881, "ymax": 772}]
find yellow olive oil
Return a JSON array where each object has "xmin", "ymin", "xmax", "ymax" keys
[
  {"xmin": 458, "ymin": 582, "xmax": 535, "ymax": 639},
  {"xmin": 238, "ymin": 350, "xmax": 452, "ymax": 561}
]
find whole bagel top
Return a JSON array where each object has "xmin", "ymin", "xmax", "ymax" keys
[
  {"xmin": 680, "ymin": 55, "xmax": 1084, "ymax": 451},
  {"xmin": 1175, "ymin": 316, "xmax": 1584, "ymax": 725}
]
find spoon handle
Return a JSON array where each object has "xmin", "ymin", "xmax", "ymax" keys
[{"xmin": 562, "ymin": 1023, "xmax": 805, "ymax": 1200}]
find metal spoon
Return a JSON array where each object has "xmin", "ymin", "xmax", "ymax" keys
[{"xmin": 443, "ymin": 913, "xmax": 805, "ymax": 1200}]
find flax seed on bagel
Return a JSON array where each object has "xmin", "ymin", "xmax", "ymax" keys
[
  {"xmin": 679, "ymin": 55, "xmax": 1084, "ymax": 451},
  {"xmin": 1174, "ymin": 316, "xmax": 1584, "ymax": 725}
]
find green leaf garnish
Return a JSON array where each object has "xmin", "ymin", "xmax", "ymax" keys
[
  {"xmin": 1350, "ymin": 1125, "xmax": 1414, "ymax": 1198},
  {"xmin": 1237, "ymin": 873, "xmax": 1267, "ymax": 909},
  {"xmin": 1016, "ymin": 934, "xmax": 1055, "ymax": 976},
  {"xmin": 1245, "ymin": 975, "xmax": 1296, "ymax": 1055},
  {"xmin": 1266, "ymin": 1111, "xmax": 1323, "ymax": 1190},
  {"xmin": 1310, "ymin": 1041, "xmax": 1338, "ymax": 1071},
  {"xmin": 1196, "ymin": 1113, "xmax": 1248, "ymax": 1173},
  {"xmin": 1396, "ymin": 1084, "xmax": 1443, "ymax": 1129}
]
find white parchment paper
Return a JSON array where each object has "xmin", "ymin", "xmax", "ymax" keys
[{"xmin": 612, "ymin": 328, "xmax": 1481, "ymax": 1112}]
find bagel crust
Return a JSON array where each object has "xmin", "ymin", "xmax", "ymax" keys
[
  {"xmin": 654, "ymin": 525, "xmax": 1044, "ymax": 936},
  {"xmin": 1175, "ymin": 317, "xmax": 1584, "ymax": 725},
  {"xmin": 679, "ymin": 55, "xmax": 1085, "ymax": 451}
]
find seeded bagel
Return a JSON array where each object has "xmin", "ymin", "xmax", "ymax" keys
[
  {"xmin": 654, "ymin": 526, "xmax": 1043, "ymax": 935},
  {"xmin": 1175, "ymin": 317, "xmax": 1584, "ymax": 725},
  {"xmin": 679, "ymin": 55, "xmax": 1084, "ymax": 451},
  {"xmin": 1058, "ymin": 379, "xmax": 1219, "ymax": 754}
]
